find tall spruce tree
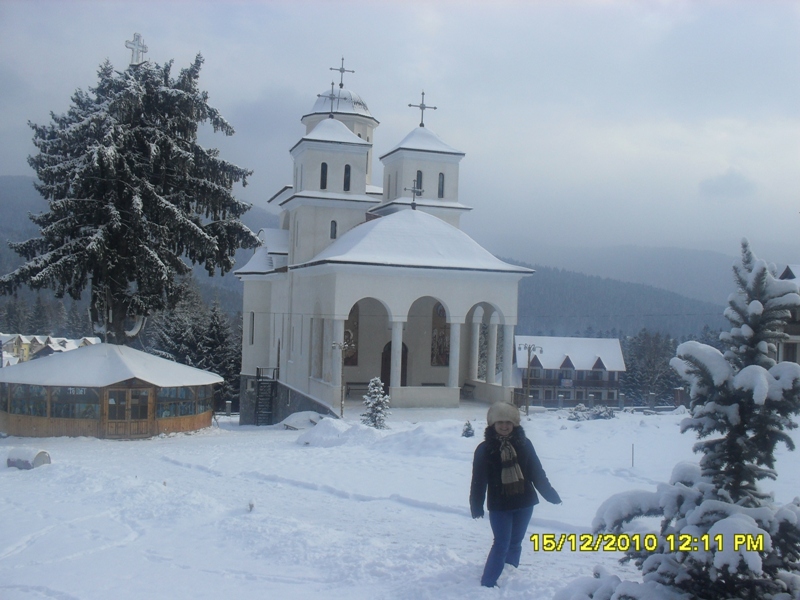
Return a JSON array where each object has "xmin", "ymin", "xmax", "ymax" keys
[
  {"xmin": 1, "ymin": 54, "xmax": 259, "ymax": 344},
  {"xmin": 146, "ymin": 279, "xmax": 208, "ymax": 368},
  {"xmin": 557, "ymin": 241, "xmax": 800, "ymax": 600},
  {"xmin": 199, "ymin": 300, "xmax": 240, "ymax": 411}
]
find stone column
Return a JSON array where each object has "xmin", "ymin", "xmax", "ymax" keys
[
  {"xmin": 332, "ymin": 318, "xmax": 345, "ymax": 391},
  {"xmin": 469, "ymin": 314, "xmax": 481, "ymax": 381},
  {"xmin": 391, "ymin": 320, "xmax": 404, "ymax": 388},
  {"xmin": 448, "ymin": 321, "xmax": 462, "ymax": 389},
  {"xmin": 502, "ymin": 324, "xmax": 514, "ymax": 387}
]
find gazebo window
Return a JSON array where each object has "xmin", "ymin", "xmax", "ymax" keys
[
  {"xmin": 130, "ymin": 389, "xmax": 150, "ymax": 420},
  {"xmin": 51, "ymin": 387, "xmax": 100, "ymax": 419},
  {"xmin": 108, "ymin": 390, "xmax": 127, "ymax": 421},
  {"xmin": 320, "ymin": 162, "xmax": 328, "ymax": 190},
  {"xmin": 438, "ymin": 173, "xmax": 445, "ymax": 198},
  {"xmin": 196, "ymin": 386, "xmax": 213, "ymax": 413},
  {"xmin": 157, "ymin": 387, "xmax": 196, "ymax": 418},
  {"xmin": 10, "ymin": 384, "xmax": 46, "ymax": 417},
  {"xmin": 343, "ymin": 164, "xmax": 351, "ymax": 191}
]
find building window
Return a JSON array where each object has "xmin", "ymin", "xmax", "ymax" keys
[
  {"xmin": 249, "ymin": 312, "xmax": 255, "ymax": 345},
  {"xmin": 320, "ymin": 162, "xmax": 328, "ymax": 190},
  {"xmin": 784, "ymin": 342, "xmax": 798, "ymax": 363},
  {"xmin": 387, "ymin": 174, "xmax": 391, "ymax": 199},
  {"xmin": 330, "ymin": 220, "xmax": 337, "ymax": 239},
  {"xmin": 343, "ymin": 164, "xmax": 351, "ymax": 191},
  {"xmin": 416, "ymin": 170, "xmax": 423, "ymax": 192},
  {"xmin": 438, "ymin": 173, "xmax": 444, "ymax": 198}
]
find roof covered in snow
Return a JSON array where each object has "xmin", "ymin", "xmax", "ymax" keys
[
  {"xmin": 293, "ymin": 118, "xmax": 371, "ymax": 150},
  {"xmin": 306, "ymin": 87, "xmax": 374, "ymax": 119},
  {"xmin": 380, "ymin": 126, "xmax": 464, "ymax": 159},
  {"xmin": 780, "ymin": 265, "xmax": 800, "ymax": 280},
  {"xmin": 514, "ymin": 336, "xmax": 626, "ymax": 372},
  {"xmin": 0, "ymin": 343, "xmax": 223, "ymax": 387},
  {"xmin": 293, "ymin": 209, "xmax": 531, "ymax": 274}
]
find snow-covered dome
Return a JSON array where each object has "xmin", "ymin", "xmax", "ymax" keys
[
  {"xmin": 296, "ymin": 209, "xmax": 530, "ymax": 273},
  {"xmin": 298, "ymin": 118, "xmax": 371, "ymax": 146},
  {"xmin": 307, "ymin": 87, "xmax": 373, "ymax": 118},
  {"xmin": 380, "ymin": 126, "xmax": 464, "ymax": 159}
]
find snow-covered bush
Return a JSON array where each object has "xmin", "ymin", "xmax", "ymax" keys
[
  {"xmin": 568, "ymin": 403, "xmax": 616, "ymax": 421},
  {"xmin": 558, "ymin": 241, "xmax": 800, "ymax": 600},
  {"xmin": 360, "ymin": 377, "xmax": 390, "ymax": 430},
  {"xmin": 462, "ymin": 421, "xmax": 475, "ymax": 437}
]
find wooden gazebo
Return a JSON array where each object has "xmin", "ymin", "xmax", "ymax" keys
[{"xmin": 0, "ymin": 344, "xmax": 222, "ymax": 439}]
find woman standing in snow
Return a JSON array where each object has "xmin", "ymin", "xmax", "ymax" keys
[{"xmin": 470, "ymin": 402, "xmax": 561, "ymax": 588}]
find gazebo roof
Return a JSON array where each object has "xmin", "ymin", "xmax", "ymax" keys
[{"xmin": 0, "ymin": 343, "xmax": 223, "ymax": 388}]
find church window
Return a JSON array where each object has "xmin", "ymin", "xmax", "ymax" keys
[
  {"xmin": 343, "ymin": 164, "xmax": 351, "ymax": 191},
  {"xmin": 387, "ymin": 174, "xmax": 391, "ymax": 199},
  {"xmin": 330, "ymin": 220, "xmax": 337, "ymax": 239},
  {"xmin": 249, "ymin": 312, "xmax": 255, "ymax": 345},
  {"xmin": 416, "ymin": 170, "xmax": 423, "ymax": 193},
  {"xmin": 394, "ymin": 172, "xmax": 398, "ymax": 197},
  {"xmin": 438, "ymin": 173, "xmax": 444, "ymax": 198},
  {"xmin": 320, "ymin": 162, "xmax": 328, "ymax": 190}
]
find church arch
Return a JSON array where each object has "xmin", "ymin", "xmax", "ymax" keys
[
  {"xmin": 320, "ymin": 162, "xmax": 328, "ymax": 190},
  {"xmin": 405, "ymin": 296, "xmax": 451, "ymax": 387},
  {"xmin": 341, "ymin": 297, "xmax": 392, "ymax": 395}
]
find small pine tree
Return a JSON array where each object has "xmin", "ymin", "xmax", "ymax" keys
[
  {"xmin": 462, "ymin": 421, "xmax": 475, "ymax": 437},
  {"xmin": 559, "ymin": 241, "xmax": 800, "ymax": 600},
  {"xmin": 361, "ymin": 377, "xmax": 390, "ymax": 429},
  {"xmin": 199, "ymin": 300, "xmax": 240, "ymax": 412}
]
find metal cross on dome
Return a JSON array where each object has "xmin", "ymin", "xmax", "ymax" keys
[
  {"xmin": 317, "ymin": 81, "xmax": 337, "ymax": 117},
  {"xmin": 330, "ymin": 57, "xmax": 354, "ymax": 89},
  {"xmin": 125, "ymin": 33, "xmax": 148, "ymax": 66},
  {"xmin": 408, "ymin": 90, "xmax": 437, "ymax": 128},
  {"xmin": 404, "ymin": 179, "xmax": 423, "ymax": 210}
]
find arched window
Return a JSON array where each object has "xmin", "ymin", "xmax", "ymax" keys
[
  {"xmin": 343, "ymin": 164, "xmax": 351, "ymax": 191},
  {"xmin": 416, "ymin": 170, "xmax": 423, "ymax": 192},
  {"xmin": 330, "ymin": 220, "xmax": 337, "ymax": 239},
  {"xmin": 438, "ymin": 173, "xmax": 445, "ymax": 198},
  {"xmin": 320, "ymin": 162, "xmax": 328, "ymax": 190}
]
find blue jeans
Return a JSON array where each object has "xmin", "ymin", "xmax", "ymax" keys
[{"xmin": 481, "ymin": 505, "xmax": 534, "ymax": 587}]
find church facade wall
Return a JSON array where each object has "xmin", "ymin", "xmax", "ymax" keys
[
  {"xmin": 289, "ymin": 204, "xmax": 372, "ymax": 264},
  {"xmin": 381, "ymin": 151, "xmax": 461, "ymax": 204}
]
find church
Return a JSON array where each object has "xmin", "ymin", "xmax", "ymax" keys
[{"xmin": 236, "ymin": 68, "xmax": 532, "ymax": 424}]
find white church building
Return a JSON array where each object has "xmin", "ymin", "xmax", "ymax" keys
[{"xmin": 236, "ymin": 73, "xmax": 532, "ymax": 424}]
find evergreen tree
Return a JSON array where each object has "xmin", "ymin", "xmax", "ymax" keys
[
  {"xmin": 4, "ymin": 296, "xmax": 30, "ymax": 334},
  {"xmin": 560, "ymin": 241, "xmax": 800, "ymax": 600},
  {"xmin": 146, "ymin": 279, "xmax": 208, "ymax": 368},
  {"xmin": 27, "ymin": 294, "xmax": 50, "ymax": 335},
  {"xmin": 199, "ymin": 300, "xmax": 240, "ymax": 411},
  {"xmin": 52, "ymin": 300, "xmax": 68, "ymax": 337},
  {"xmin": 1, "ymin": 54, "xmax": 260, "ymax": 344},
  {"xmin": 65, "ymin": 301, "xmax": 90, "ymax": 339},
  {"xmin": 621, "ymin": 329, "xmax": 681, "ymax": 405},
  {"xmin": 361, "ymin": 377, "xmax": 391, "ymax": 430},
  {"xmin": 462, "ymin": 421, "xmax": 475, "ymax": 438}
]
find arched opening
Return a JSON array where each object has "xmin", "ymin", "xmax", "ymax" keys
[
  {"xmin": 343, "ymin": 164, "xmax": 351, "ymax": 191},
  {"xmin": 416, "ymin": 170, "xmax": 423, "ymax": 192},
  {"xmin": 330, "ymin": 220, "xmax": 337, "ymax": 239},
  {"xmin": 320, "ymin": 162, "xmax": 328, "ymax": 190},
  {"xmin": 438, "ymin": 172, "xmax": 445, "ymax": 198}
]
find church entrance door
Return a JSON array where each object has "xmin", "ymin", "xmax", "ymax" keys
[{"xmin": 381, "ymin": 342, "xmax": 408, "ymax": 392}]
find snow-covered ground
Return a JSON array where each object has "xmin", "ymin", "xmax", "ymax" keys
[{"xmin": 2, "ymin": 401, "xmax": 799, "ymax": 600}]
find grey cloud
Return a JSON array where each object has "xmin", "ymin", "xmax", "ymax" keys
[{"xmin": 698, "ymin": 168, "xmax": 757, "ymax": 199}]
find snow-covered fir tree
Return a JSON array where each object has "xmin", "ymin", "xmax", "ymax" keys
[
  {"xmin": 65, "ymin": 301, "xmax": 90, "ymax": 339},
  {"xmin": 462, "ymin": 421, "xmax": 475, "ymax": 438},
  {"xmin": 0, "ymin": 54, "xmax": 260, "ymax": 343},
  {"xmin": 361, "ymin": 378, "xmax": 390, "ymax": 430},
  {"xmin": 198, "ymin": 300, "xmax": 240, "ymax": 411},
  {"xmin": 27, "ymin": 294, "xmax": 51, "ymax": 335},
  {"xmin": 557, "ymin": 241, "xmax": 800, "ymax": 600},
  {"xmin": 146, "ymin": 279, "xmax": 209, "ymax": 368}
]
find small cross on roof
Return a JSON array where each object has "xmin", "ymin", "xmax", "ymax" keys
[
  {"xmin": 408, "ymin": 90, "xmax": 437, "ymax": 128},
  {"xmin": 330, "ymin": 57, "xmax": 354, "ymax": 89}
]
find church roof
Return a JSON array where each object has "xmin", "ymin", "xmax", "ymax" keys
[
  {"xmin": 292, "ymin": 118, "xmax": 370, "ymax": 151},
  {"xmin": 235, "ymin": 229, "xmax": 289, "ymax": 275},
  {"xmin": 306, "ymin": 87, "xmax": 373, "ymax": 118},
  {"xmin": 0, "ymin": 343, "xmax": 223, "ymax": 387},
  {"xmin": 380, "ymin": 126, "xmax": 465, "ymax": 160},
  {"xmin": 514, "ymin": 336, "xmax": 626, "ymax": 372},
  {"xmin": 293, "ymin": 209, "xmax": 531, "ymax": 274},
  {"xmin": 780, "ymin": 265, "xmax": 800, "ymax": 280}
]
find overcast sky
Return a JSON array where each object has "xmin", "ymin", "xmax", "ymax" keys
[{"xmin": 1, "ymin": 0, "xmax": 798, "ymax": 265}]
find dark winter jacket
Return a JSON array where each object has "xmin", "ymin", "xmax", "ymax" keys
[{"xmin": 470, "ymin": 426, "xmax": 560, "ymax": 517}]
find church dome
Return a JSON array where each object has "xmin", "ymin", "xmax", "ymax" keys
[{"xmin": 307, "ymin": 87, "xmax": 373, "ymax": 118}]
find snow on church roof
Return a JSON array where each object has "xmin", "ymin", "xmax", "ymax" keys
[
  {"xmin": 0, "ymin": 343, "xmax": 223, "ymax": 387},
  {"xmin": 307, "ymin": 87, "xmax": 373, "ymax": 118},
  {"xmin": 294, "ymin": 209, "xmax": 531, "ymax": 274},
  {"xmin": 380, "ymin": 126, "xmax": 464, "ymax": 159},
  {"xmin": 514, "ymin": 336, "xmax": 626, "ymax": 372},
  {"xmin": 293, "ymin": 117, "xmax": 370, "ymax": 149}
]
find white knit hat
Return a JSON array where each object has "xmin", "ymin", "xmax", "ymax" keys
[{"xmin": 487, "ymin": 402, "xmax": 520, "ymax": 427}]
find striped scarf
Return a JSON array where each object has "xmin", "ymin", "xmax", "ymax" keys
[{"xmin": 498, "ymin": 435, "xmax": 525, "ymax": 496}]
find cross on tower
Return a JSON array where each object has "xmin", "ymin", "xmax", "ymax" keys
[
  {"xmin": 317, "ymin": 81, "xmax": 337, "ymax": 117},
  {"xmin": 404, "ymin": 179, "xmax": 423, "ymax": 210},
  {"xmin": 125, "ymin": 33, "xmax": 148, "ymax": 66},
  {"xmin": 408, "ymin": 90, "xmax": 437, "ymax": 128},
  {"xmin": 330, "ymin": 57, "xmax": 354, "ymax": 89}
]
